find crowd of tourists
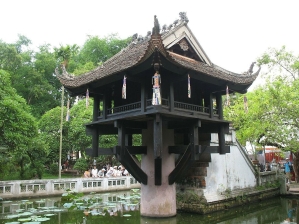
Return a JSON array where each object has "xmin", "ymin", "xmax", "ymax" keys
[{"xmin": 84, "ymin": 164, "xmax": 129, "ymax": 178}]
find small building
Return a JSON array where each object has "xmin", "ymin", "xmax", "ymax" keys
[{"xmin": 57, "ymin": 12, "xmax": 259, "ymax": 217}]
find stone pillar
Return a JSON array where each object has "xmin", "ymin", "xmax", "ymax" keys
[{"xmin": 140, "ymin": 120, "xmax": 176, "ymax": 217}]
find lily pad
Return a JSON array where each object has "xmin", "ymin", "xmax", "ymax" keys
[
  {"xmin": 4, "ymin": 222, "xmax": 20, "ymax": 224},
  {"xmin": 6, "ymin": 214, "xmax": 20, "ymax": 219},
  {"xmin": 23, "ymin": 222, "xmax": 41, "ymax": 224},
  {"xmin": 35, "ymin": 217, "xmax": 50, "ymax": 221},
  {"xmin": 19, "ymin": 212, "xmax": 33, "ymax": 217},
  {"xmin": 17, "ymin": 218, "xmax": 31, "ymax": 222}
]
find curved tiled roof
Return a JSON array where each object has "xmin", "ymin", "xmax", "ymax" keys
[
  {"xmin": 167, "ymin": 52, "xmax": 260, "ymax": 85},
  {"xmin": 58, "ymin": 29, "xmax": 259, "ymax": 90}
]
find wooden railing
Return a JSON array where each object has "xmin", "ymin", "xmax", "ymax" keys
[{"xmin": 99, "ymin": 99, "xmax": 217, "ymax": 118}]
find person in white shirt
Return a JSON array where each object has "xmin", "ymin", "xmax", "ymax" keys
[
  {"xmin": 91, "ymin": 166, "xmax": 98, "ymax": 177},
  {"xmin": 112, "ymin": 166, "xmax": 118, "ymax": 177},
  {"xmin": 97, "ymin": 168, "xmax": 106, "ymax": 178},
  {"xmin": 106, "ymin": 167, "xmax": 114, "ymax": 178}
]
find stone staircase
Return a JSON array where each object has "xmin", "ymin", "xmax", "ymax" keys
[{"xmin": 288, "ymin": 182, "xmax": 299, "ymax": 195}]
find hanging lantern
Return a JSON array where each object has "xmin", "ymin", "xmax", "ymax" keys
[
  {"xmin": 122, "ymin": 75, "xmax": 127, "ymax": 99},
  {"xmin": 226, "ymin": 86, "xmax": 230, "ymax": 106},
  {"xmin": 86, "ymin": 89, "xmax": 89, "ymax": 108},
  {"xmin": 188, "ymin": 74, "xmax": 191, "ymax": 98},
  {"xmin": 66, "ymin": 98, "xmax": 70, "ymax": 121}
]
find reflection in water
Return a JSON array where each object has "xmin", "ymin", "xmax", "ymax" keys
[{"xmin": 0, "ymin": 193, "xmax": 299, "ymax": 224}]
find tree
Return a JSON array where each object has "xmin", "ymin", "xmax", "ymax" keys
[
  {"xmin": 0, "ymin": 70, "xmax": 48, "ymax": 179},
  {"xmin": 67, "ymin": 34, "xmax": 131, "ymax": 76},
  {"xmin": 225, "ymin": 46, "xmax": 299, "ymax": 181},
  {"xmin": 38, "ymin": 106, "xmax": 69, "ymax": 164}
]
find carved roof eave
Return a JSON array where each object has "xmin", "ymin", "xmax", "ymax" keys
[
  {"xmin": 166, "ymin": 51, "xmax": 260, "ymax": 86},
  {"xmin": 57, "ymin": 34, "xmax": 168, "ymax": 91}
]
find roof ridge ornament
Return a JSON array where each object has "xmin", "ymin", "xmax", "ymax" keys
[
  {"xmin": 152, "ymin": 15, "xmax": 160, "ymax": 35},
  {"xmin": 179, "ymin": 12, "xmax": 189, "ymax": 23},
  {"xmin": 55, "ymin": 65, "xmax": 75, "ymax": 80}
]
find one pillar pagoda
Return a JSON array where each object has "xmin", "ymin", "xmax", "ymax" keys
[{"xmin": 57, "ymin": 12, "xmax": 260, "ymax": 218}]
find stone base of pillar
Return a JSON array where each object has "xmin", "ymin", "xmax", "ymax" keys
[{"xmin": 140, "ymin": 121, "xmax": 176, "ymax": 217}]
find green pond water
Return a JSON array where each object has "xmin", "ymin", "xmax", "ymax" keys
[{"xmin": 0, "ymin": 190, "xmax": 298, "ymax": 224}]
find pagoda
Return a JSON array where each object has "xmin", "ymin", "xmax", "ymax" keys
[{"xmin": 57, "ymin": 12, "xmax": 260, "ymax": 217}]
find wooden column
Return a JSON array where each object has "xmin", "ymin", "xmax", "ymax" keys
[
  {"xmin": 93, "ymin": 95, "xmax": 100, "ymax": 122},
  {"xmin": 190, "ymin": 120, "xmax": 199, "ymax": 160},
  {"xmin": 92, "ymin": 128, "xmax": 99, "ymax": 157},
  {"xmin": 116, "ymin": 121, "xmax": 126, "ymax": 159},
  {"xmin": 169, "ymin": 82, "xmax": 174, "ymax": 112},
  {"xmin": 102, "ymin": 93, "xmax": 107, "ymax": 119},
  {"xmin": 153, "ymin": 114, "xmax": 162, "ymax": 185},
  {"xmin": 209, "ymin": 93, "xmax": 214, "ymax": 118},
  {"xmin": 216, "ymin": 93, "xmax": 223, "ymax": 119},
  {"xmin": 141, "ymin": 82, "xmax": 146, "ymax": 113},
  {"xmin": 218, "ymin": 124, "xmax": 226, "ymax": 155},
  {"xmin": 153, "ymin": 114, "xmax": 162, "ymax": 158}
]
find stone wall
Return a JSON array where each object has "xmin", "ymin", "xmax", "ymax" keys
[
  {"xmin": 177, "ymin": 187, "xmax": 280, "ymax": 214},
  {"xmin": 0, "ymin": 176, "xmax": 140, "ymax": 199}
]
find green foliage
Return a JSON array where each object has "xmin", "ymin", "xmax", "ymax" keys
[
  {"xmin": 77, "ymin": 34, "xmax": 130, "ymax": 68},
  {"xmin": 49, "ymin": 163, "xmax": 59, "ymax": 175},
  {"xmin": 0, "ymin": 34, "xmax": 131, "ymax": 180},
  {"xmin": 73, "ymin": 158, "xmax": 89, "ymax": 174},
  {"xmin": 0, "ymin": 70, "xmax": 37, "ymax": 150}
]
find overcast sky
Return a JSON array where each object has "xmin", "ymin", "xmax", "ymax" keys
[{"xmin": 1, "ymin": 0, "xmax": 298, "ymax": 89}]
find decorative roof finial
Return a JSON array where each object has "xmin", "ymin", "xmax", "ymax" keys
[
  {"xmin": 152, "ymin": 15, "xmax": 160, "ymax": 35},
  {"xmin": 179, "ymin": 12, "xmax": 189, "ymax": 23}
]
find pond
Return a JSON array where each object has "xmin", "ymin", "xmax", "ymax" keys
[{"xmin": 0, "ymin": 190, "xmax": 297, "ymax": 224}]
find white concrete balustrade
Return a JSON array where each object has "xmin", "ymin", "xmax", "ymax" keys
[{"xmin": 0, "ymin": 176, "xmax": 140, "ymax": 199}]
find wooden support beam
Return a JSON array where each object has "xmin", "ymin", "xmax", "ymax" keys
[
  {"xmin": 126, "ymin": 146, "xmax": 147, "ymax": 155},
  {"xmin": 216, "ymin": 92, "xmax": 223, "ymax": 119},
  {"xmin": 86, "ymin": 148, "xmax": 114, "ymax": 156},
  {"xmin": 114, "ymin": 146, "xmax": 148, "ymax": 184},
  {"xmin": 218, "ymin": 124, "xmax": 226, "ymax": 155},
  {"xmin": 190, "ymin": 120, "xmax": 199, "ymax": 161},
  {"xmin": 93, "ymin": 95, "xmax": 100, "ymax": 122},
  {"xmin": 114, "ymin": 120, "xmax": 147, "ymax": 130},
  {"xmin": 155, "ymin": 157, "xmax": 162, "ymax": 185},
  {"xmin": 198, "ymin": 122, "xmax": 229, "ymax": 134},
  {"xmin": 169, "ymin": 82, "xmax": 174, "ymax": 112},
  {"xmin": 168, "ymin": 119, "xmax": 201, "ymax": 130},
  {"xmin": 86, "ymin": 146, "xmax": 148, "ymax": 156},
  {"xmin": 102, "ymin": 93, "xmax": 107, "ymax": 119},
  {"xmin": 92, "ymin": 128, "xmax": 99, "ymax": 157},
  {"xmin": 141, "ymin": 83, "xmax": 146, "ymax": 113},
  {"xmin": 153, "ymin": 114, "xmax": 162, "ymax": 158},
  {"xmin": 168, "ymin": 145, "xmax": 193, "ymax": 185},
  {"xmin": 209, "ymin": 93, "xmax": 214, "ymax": 119},
  {"xmin": 169, "ymin": 145, "xmax": 200, "ymax": 154}
]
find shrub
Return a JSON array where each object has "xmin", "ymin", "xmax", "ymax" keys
[{"xmin": 49, "ymin": 163, "xmax": 59, "ymax": 175}]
